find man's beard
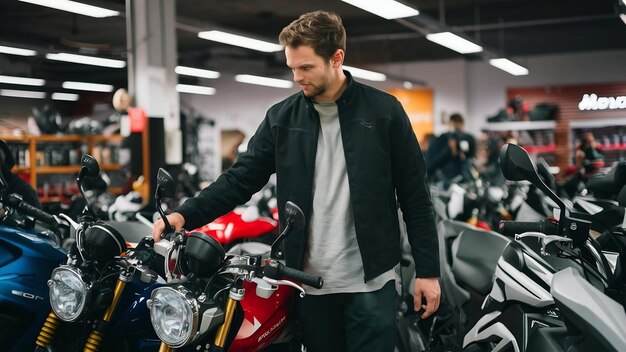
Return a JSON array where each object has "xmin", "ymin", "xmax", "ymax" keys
[
  {"xmin": 302, "ymin": 75, "xmax": 330, "ymax": 99},
  {"xmin": 303, "ymin": 84, "xmax": 326, "ymax": 98}
]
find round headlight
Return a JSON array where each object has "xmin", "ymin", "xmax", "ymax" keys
[
  {"xmin": 148, "ymin": 286, "xmax": 199, "ymax": 348},
  {"xmin": 48, "ymin": 266, "xmax": 89, "ymax": 322}
]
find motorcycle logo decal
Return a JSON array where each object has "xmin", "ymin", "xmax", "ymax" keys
[
  {"xmin": 11, "ymin": 290, "xmax": 44, "ymax": 301},
  {"xmin": 258, "ymin": 315, "xmax": 286, "ymax": 342}
]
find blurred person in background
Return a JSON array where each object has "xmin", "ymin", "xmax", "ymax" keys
[
  {"xmin": 426, "ymin": 113, "xmax": 476, "ymax": 185},
  {"xmin": 562, "ymin": 131, "xmax": 605, "ymax": 197}
]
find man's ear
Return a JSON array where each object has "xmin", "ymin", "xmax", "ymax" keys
[{"xmin": 331, "ymin": 49, "xmax": 344, "ymax": 68}]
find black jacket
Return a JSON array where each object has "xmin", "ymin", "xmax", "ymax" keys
[{"xmin": 176, "ymin": 71, "xmax": 439, "ymax": 281}]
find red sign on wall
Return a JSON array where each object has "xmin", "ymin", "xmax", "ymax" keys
[{"xmin": 127, "ymin": 107, "xmax": 147, "ymax": 133}]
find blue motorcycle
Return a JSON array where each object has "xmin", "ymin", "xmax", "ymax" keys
[
  {"xmin": 0, "ymin": 162, "xmax": 67, "ymax": 351},
  {"xmin": 33, "ymin": 154, "xmax": 163, "ymax": 352}
]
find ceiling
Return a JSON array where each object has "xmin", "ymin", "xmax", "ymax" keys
[{"xmin": 0, "ymin": 0, "xmax": 625, "ymax": 90}]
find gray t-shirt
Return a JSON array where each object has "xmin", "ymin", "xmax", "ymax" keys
[{"xmin": 303, "ymin": 101, "xmax": 395, "ymax": 295}]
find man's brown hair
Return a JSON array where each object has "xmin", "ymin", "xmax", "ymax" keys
[{"xmin": 279, "ymin": 10, "xmax": 346, "ymax": 62}]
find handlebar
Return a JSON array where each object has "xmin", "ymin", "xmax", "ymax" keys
[
  {"xmin": 6, "ymin": 193, "xmax": 58, "ymax": 229},
  {"xmin": 499, "ymin": 219, "xmax": 558, "ymax": 237},
  {"xmin": 261, "ymin": 260, "xmax": 323, "ymax": 289}
]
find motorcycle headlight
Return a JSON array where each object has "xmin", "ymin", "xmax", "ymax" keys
[
  {"xmin": 148, "ymin": 286, "xmax": 199, "ymax": 348},
  {"xmin": 48, "ymin": 266, "xmax": 90, "ymax": 322}
]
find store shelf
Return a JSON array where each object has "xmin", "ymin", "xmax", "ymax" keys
[
  {"xmin": 596, "ymin": 144, "xmax": 626, "ymax": 152},
  {"xmin": 522, "ymin": 144, "xmax": 557, "ymax": 154},
  {"xmin": 91, "ymin": 134, "xmax": 124, "ymax": 143},
  {"xmin": 2, "ymin": 135, "xmax": 30, "ymax": 142},
  {"xmin": 36, "ymin": 165, "xmax": 82, "ymax": 174},
  {"xmin": 570, "ymin": 117, "xmax": 626, "ymax": 129},
  {"xmin": 11, "ymin": 166, "xmax": 31, "ymax": 174},
  {"xmin": 35, "ymin": 135, "xmax": 85, "ymax": 143},
  {"xmin": 110, "ymin": 187, "xmax": 124, "ymax": 195},
  {"xmin": 40, "ymin": 197, "xmax": 64, "ymax": 203},
  {"xmin": 1, "ymin": 134, "xmax": 123, "ymax": 190},
  {"xmin": 484, "ymin": 120, "xmax": 557, "ymax": 132},
  {"xmin": 101, "ymin": 163, "xmax": 122, "ymax": 171}
]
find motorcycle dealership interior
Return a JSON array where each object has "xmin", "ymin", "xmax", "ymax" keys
[{"xmin": 2, "ymin": 0, "xmax": 626, "ymax": 351}]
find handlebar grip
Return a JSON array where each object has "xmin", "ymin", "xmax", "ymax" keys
[
  {"xmin": 7, "ymin": 194, "xmax": 57, "ymax": 228},
  {"xmin": 498, "ymin": 219, "xmax": 558, "ymax": 237},
  {"xmin": 277, "ymin": 264, "xmax": 323, "ymax": 289},
  {"xmin": 263, "ymin": 262, "xmax": 323, "ymax": 289}
]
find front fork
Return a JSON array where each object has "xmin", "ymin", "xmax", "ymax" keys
[
  {"xmin": 35, "ymin": 311, "xmax": 62, "ymax": 350},
  {"xmin": 83, "ymin": 272, "xmax": 131, "ymax": 352},
  {"xmin": 158, "ymin": 280, "xmax": 245, "ymax": 352}
]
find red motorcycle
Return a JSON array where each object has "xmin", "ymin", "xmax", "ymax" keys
[
  {"xmin": 192, "ymin": 188, "xmax": 278, "ymax": 249},
  {"xmin": 149, "ymin": 169, "xmax": 322, "ymax": 352}
]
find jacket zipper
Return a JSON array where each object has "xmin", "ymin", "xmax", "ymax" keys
[{"xmin": 299, "ymin": 102, "xmax": 321, "ymax": 270}]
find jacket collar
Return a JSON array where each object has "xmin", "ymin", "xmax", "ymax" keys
[{"xmin": 303, "ymin": 69, "xmax": 356, "ymax": 109}]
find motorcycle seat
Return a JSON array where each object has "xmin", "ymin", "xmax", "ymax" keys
[{"xmin": 450, "ymin": 226, "xmax": 510, "ymax": 295}]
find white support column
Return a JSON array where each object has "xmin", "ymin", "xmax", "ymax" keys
[{"xmin": 126, "ymin": 0, "xmax": 181, "ymax": 164}]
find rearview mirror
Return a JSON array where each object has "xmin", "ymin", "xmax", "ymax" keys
[
  {"xmin": 271, "ymin": 201, "xmax": 305, "ymax": 259},
  {"xmin": 500, "ymin": 143, "xmax": 566, "ymax": 233},
  {"xmin": 285, "ymin": 201, "xmax": 305, "ymax": 230},
  {"xmin": 77, "ymin": 154, "xmax": 101, "ymax": 218},
  {"xmin": 155, "ymin": 168, "xmax": 177, "ymax": 235},
  {"xmin": 80, "ymin": 154, "xmax": 100, "ymax": 178},
  {"xmin": 500, "ymin": 144, "xmax": 541, "ymax": 184},
  {"xmin": 155, "ymin": 168, "xmax": 177, "ymax": 199}
]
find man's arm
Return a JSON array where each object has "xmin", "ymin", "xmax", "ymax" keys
[
  {"xmin": 389, "ymin": 99, "xmax": 439, "ymax": 277},
  {"xmin": 389, "ymin": 98, "xmax": 441, "ymax": 318},
  {"xmin": 173, "ymin": 115, "xmax": 276, "ymax": 231}
]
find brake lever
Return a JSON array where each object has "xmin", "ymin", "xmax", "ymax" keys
[
  {"xmin": 58, "ymin": 213, "xmax": 80, "ymax": 231},
  {"xmin": 515, "ymin": 231, "xmax": 573, "ymax": 256},
  {"xmin": 262, "ymin": 277, "xmax": 306, "ymax": 298}
]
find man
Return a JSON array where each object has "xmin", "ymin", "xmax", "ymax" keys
[
  {"xmin": 153, "ymin": 10, "xmax": 440, "ymax": 351},
  {"xmin": 426, "ymin": 113, "xmax": 476, "ymax": 184}
]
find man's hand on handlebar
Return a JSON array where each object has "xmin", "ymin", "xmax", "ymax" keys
[
  {"xmin": 414, "ymin": 277, "xmax": 441, "ymax": 319},
  {"xmin": 152, "ymin": 212, "xmax": 186, "ymax": 242}
]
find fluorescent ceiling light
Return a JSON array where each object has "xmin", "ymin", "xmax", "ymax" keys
[
  {"xmin": 198, "ymin": 30, "xmax": 283, "ymax": 53},
  {"xmin": 426, "ymin": 32, "xmax": 483, "ymax": 54},
  {"xmin": 19, "ymin": 0, "xmax": 119, "ymax": 18},
  {"xmin": 62, "ymin": 81, "xmax": 114, "ymax": 92},
  {"xmin": 0, "ymin": 45, "xmax": 37, "ymax": 56},
  {"xmin": 341, "ymin": 0, "xmax": 419, "ymax": 19},
  {"xmin": 489, "ymin": 58, "xmax": 529, "ymax": 76},
  {"xmin": 46, "ymin": 53, "xmax": 126, "ymax": 68},
  {"xmin": 52, "ymin": 92, "xmax": 79, "ymax": 101},
  {"xmin": 0, "ymin": 74, "xmax": 45, "ymax": 86},
  {"xmin": 176, "ymin": 84, "xmax": 216, "ymax": 95},
  {"xmin": 234, "ymin": 74, "xmax": 294, "ymax": 89},
  {"xmin": 0, "ymin": 89, "xmax": 46, "ymax": 99},
  {"xmin": 343, "ymin": 65, "xmax": 387, "ymax": 81},
  {"xmin": 175, "ymin": 66, "xmax": 220, "ymax": 79}
]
